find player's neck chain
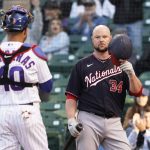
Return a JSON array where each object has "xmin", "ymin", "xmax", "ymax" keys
[
  {"xmin": 98, "ymin": 59, "xmax": 106, "ymax": 63},
  {"xmin": 93, "ymin": 54, "xmax": 111, "ymax": 63}
]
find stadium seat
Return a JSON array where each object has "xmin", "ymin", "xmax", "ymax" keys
[
  {"xmin": 143, "ymin": 1, "xmax": 150, "ymax": 8},
  {"xmin": 143, "ymin": 35, "xmax": 150, "ymax": 43},
  {"xmin": 48, "ymin": 54, "xmax": 77, "ymax": 76},
  {"xmin": 50, "ymin": 86, "xmax": 66, "ymax": 95},
  {"xmin": 69, "ymin": 34, "xmax": 89, "ymax": 54},
  {"xmin": 139, "ymin": 71, "xmax": 150, "ymax": 91},
  {"xmin": 122, "ymin": 95, "xmax": 134, "ymax": 122},
  {"xmin": 49, "ymin": 93, "xmax": 66, "ymax": 103},
  {"xmin": 142, "ymin": 26, "xmax": 150, "ymax": 37},
  {"xmin": 53, "ymin": 73, "xmax": 69, "ymax": 87},
  {"xmin": 48, "ymin": 136, "xmax": 60, "ymax": 150},
  {"xmin": 143, "ymin": 9, "xmax": 150, "ymax": 20},
  {"xmin": 0, "ymin": 30, "xmax": 5, "ymax": 42},
  {"xmin": 40, "ymin": 101, "xmax": 65, "ymax": 111},
  {"xmin": 40, "ymin": 0, "xmax": 47, "ymax": 6},
  {"xmin": 67, "ymin": 18, "xmax": 76, "ymax": 27},
  {"xmin": 41, "ymin": 112, "xmax": 66, "ymax": 150},
  {"xmin": 75, "ymin": 41, "xmax": 93, "ymax": 59}
]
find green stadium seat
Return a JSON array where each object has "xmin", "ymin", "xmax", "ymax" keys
[
  {"xmin": 53, "ymin": 73, "xmax": 69, "ymax": 87},
  {"xmin": 69, "ymin": 34, "xmax": 89, "ymax": 54},
  {"xmin": 143, "ymin": 8, "xmax": 150, "ymax": 20},
  {"xmin": 67, "ymin": 18, "xmax": 76, "ymax": 28},
  {"xmin": 143, "ymin": 2, "xmax": 150, "ymax": 25},
  {"xmin": 142, "ymin": 36, "xmax": 150, "ymax": 43},
  {"xmin": 0, "ymin": 30, "xmax": 5, "ymax": 42},
  {"xmin": 142, "ymin": 26, "xmax": 150, "ymax": 37},
  {"xmin": 75, "ymin": 41, "xmax": 93, "ymax": 59},
  {"xmin": 40, "ymin": 0, "xmax": 47, "ymax": 6},
  {"xmin": 50, "ymin": 86, "xmax": 66, "ymax": 95},
  {"xmin": 143, "ymin": 1, "xmax": 150, "ymax": 8},
  {"xmin": 139, "ymin": 71, "xmax": 150, "ymax": 91},
  {"xmin": 40, "ymin": 102, "xmax": 65, "ymax": 111},
  {"xmin": 48, "ymin": 136, "xmax": 60, "ymax": 150},
  {"xmin": 48, "ymin": 54, "xmax": 77, "ymax": 75},
  {"xmin": 122, "ymin": 95, "xmax": 134, "ymax": 122},
  {"xmin": 49, "ymin": 93, "xmax": 66, "ymax": 103},
  {"xmin": 144, "ymin": 18, "xmax": 150, "ymax": 25},
  {"xmin": 41, "ymin": 112, "xmax": 66, "ymax": 150},
  {"xmin": 53, "ymin": 109, "xmax": 67, "ymax": 121}
]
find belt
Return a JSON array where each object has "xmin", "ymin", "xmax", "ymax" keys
[
  {"xmin": 19, "ymin": 103, "xmax": 33, "ymax": 105},
  {"xmin": 90, "ymin": 112, "xmax": 118, "ymax": 119}
]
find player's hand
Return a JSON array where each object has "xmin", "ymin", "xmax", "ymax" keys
[
  {"xmin": 135, "ymin": 118, "xmax": 146, "ymax": 132},
  {"xmin": 119, "ymin": 60, "xmax": 135, "ymax": 77},
  {"xmin": 68, "ymin": 118, "xmax": 80, "ymax": 137},
  {"xmin": 132, "ymin": 113, "xmax": 140, "ymax": 125}
]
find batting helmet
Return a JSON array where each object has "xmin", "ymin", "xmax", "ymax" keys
[
  {"xmin": 108, "ymin": 34, "xmax": 133, "ymax": 66},
  {"xmin": 1, "ymin": 5, "xmax": 34, "ymax": 32}
]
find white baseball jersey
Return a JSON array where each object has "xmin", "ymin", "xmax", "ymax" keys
[{"xmin": 0, "ymin": 41, "xmax": 52, "ymax": 105}]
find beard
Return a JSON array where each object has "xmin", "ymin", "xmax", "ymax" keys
[{"xmin": 94, "ymin": 46, "xmax": 108, "ymax": 53}]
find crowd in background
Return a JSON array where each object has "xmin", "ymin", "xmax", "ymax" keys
[
  {"xmin": 0, "ymin": 0, "xmax": 150, "ymax": 149},
  {"xmin": 1, "ymin": 0, "xmax": 145, "ymax": 65}
]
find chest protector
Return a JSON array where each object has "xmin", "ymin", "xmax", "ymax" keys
[{"xmin": 0, "ymin": 44, "xmax": 38, "ymax": 87}]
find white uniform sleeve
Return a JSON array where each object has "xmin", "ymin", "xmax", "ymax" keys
[{"xmin": 36, "ymin": 58, "xmax": 52, "ymax": 83}]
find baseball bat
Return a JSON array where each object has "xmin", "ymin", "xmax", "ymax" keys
[{"xmin": 63, "ymin": 123, "xmax": 83, "ymax": 150}]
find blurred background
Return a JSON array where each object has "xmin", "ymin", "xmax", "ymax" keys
[{"xmin": 0, "ymin": 0, "xmax": 150, "ymax": 149}]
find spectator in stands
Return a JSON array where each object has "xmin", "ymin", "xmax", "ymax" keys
[
  {"xmin": 109, "ymin": 0, "xmax": 144, "ymax": 65},
  {"xmin": 70, "ymin": 0, "xmax": 108, "ymax": 37},
  {"xmin": 69, "ymin": 0, "xmax": 85, "ymax": 18},
  {"xmin": 70, "ymin": 0, "xmax": 115, "ymax": 20},
  {"xmin": 123, "ymin": 88, "xmax": 150, "ymax": 136},
  {"xmin": 29, "ymin": 0, "xmax": 43, "ymax": 44},
  {"xmin": 39, "ymin": 18, "xmax": 70, "ymax": 59},
  {"xmin": 42, "ymin": 1, "xmax": 62, "ymax": 35},
  {"xmin": 94, "ymin": 0, "xmax": 115, "ymax": 20},
  {"xmin": 128, "ymin": 110, "xmax": 150, "ymax": 149},
  {"xmin": 3, "ymin": 0, "xmax": 43, "ymax": 44}
]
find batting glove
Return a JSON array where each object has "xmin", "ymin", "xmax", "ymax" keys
[
  {"xmin": 68, "ymin": 118, "xmax": 80, "ymax": 137},
  {"xmin": 120, "ymin": 61, "xmax": 135, "ymax": 77}
]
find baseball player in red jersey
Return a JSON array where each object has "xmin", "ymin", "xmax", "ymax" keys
[
  {"xmin": 65, "ymin": 25, "xmax": 143, "ymax": 150},
  {"xmin": 0, "ymin": 5, "xmax": 52, "ymax": 150}
]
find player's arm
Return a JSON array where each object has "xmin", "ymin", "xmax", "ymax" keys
[
  {"xmin": 39, "ymin": 79, "xmax": 53, "ymax": 102},
  {"xmin": 128, "ymin": 73, "xmax": 142, "ymax": 96},
  {"xmin": 66, "ymin": 93, "xmax": 78, "ymax": 119},
  {"xmin": 65, "ymin": 93, "xmax": 81, "ymax": 137},
  {"xmin": 30, "ymin": 0, "xmax": 43, "ymax": 44},
  {"xmin": 37, "ymin": 60, "xmax": 53, "ymax": 101},
  {"xmin": 33, "ymin": 46, "xmax": 53, "ymax": 101},
  {"xmin": 120, "ymin": 60, "xmax": 142, "ymax": 96},
  {"xmin": 65, "ymin": 63, "xmax": 82, "ymax": 137}
]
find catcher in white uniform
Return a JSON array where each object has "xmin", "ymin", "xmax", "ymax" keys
[{"xmin": 0, "ymin": 5, "xmax": 53, "ymax": 150}]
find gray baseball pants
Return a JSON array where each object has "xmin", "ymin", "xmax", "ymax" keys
[{"xmin": 76, "ymin": 111, "xmax": 131, "ymax": 150}]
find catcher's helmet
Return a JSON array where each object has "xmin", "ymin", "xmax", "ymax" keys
[
  {"xmin": 108, "ymin": 34, "xmax": 133, "ymax": 65},
  {"xmin": 1, "ymin": 5, "xmax": 34, "ymax": 32}
]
